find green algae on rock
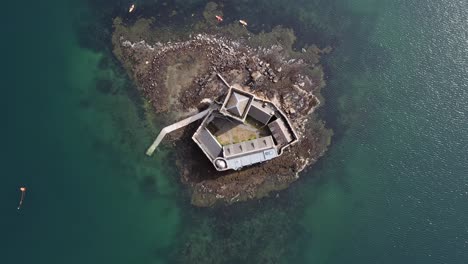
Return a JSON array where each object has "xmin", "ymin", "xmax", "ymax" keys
[{"xmin": 111, "ymin": 3, "xmax": 332, "ymax": 207}]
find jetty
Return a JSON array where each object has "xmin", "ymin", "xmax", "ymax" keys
[{"xmin": 146, "ymin": 107, "xmax": 214, "ymax": 156}]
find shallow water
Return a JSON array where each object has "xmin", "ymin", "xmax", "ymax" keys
[{"xmin": 2, "ymin": 0, "xmax": 467, "ymax": 263}]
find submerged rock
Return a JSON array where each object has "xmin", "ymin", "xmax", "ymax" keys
[{"xmin": 111, "ymin": 3, "xmax": 332, "ymax": 207}]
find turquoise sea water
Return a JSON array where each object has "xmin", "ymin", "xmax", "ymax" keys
[{"xmin": 2, "ymin": 0, "xmax": 467, "ymax": 263}]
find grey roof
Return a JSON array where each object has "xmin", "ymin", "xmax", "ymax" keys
[
  {"xmin": 225, "ymin": 92, "xmax": 250, "ymax": 117},
  {"xmin": 248, "ymin": 101, "xmax": 274, "ymax": 124},
  {"xmin": 268, "ymin": 119, "xmax": 293, "ymax": 147},
  {"xmin": 193, "ymin": 128, "xmax": 222, "ymax": 160},
  {"xmin": 226, "ymin": 149, "xmax": 277, "ymax": 170},
  {"xmin": 223, "ymin": 136, "xmax": 275, "ymax": 159}
]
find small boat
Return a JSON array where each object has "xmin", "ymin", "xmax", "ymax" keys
[
  {"xmin": 129, "ymin": 4, "xmax": 135, "ymax": 13},
  {"xmin": 215, "ymin": 15, "xmax": 223, "ymax": 22},
  {"xmin": 239, "ymin": 20, "xmax": 248, "ymax": 27}
]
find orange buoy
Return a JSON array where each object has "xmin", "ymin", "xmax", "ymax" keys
[{"xmin": 17, "ymin": 187, "xmax": 26, "ymax": 210}]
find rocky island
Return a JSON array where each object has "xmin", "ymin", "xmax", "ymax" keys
[{"xmin": 112, "ymin": 3, "xmax": 332, "ymax": 207}]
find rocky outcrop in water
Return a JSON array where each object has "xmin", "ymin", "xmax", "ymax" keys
[{"xmin": 112, "ymin": 3, "xmax": 332, "ymax": 207}]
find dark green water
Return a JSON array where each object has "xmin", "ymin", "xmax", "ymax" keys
[{"xmin": 2, "ymin": 0, "xmax": 467, "ymax": 263}]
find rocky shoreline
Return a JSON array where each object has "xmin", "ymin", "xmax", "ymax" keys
[{"xmin": 112, "ymin": 3, "xmax": 332, "ymax": 206}]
